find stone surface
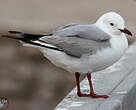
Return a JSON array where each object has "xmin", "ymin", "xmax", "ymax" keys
[{"xmin": 55, "ymin": 43, "xmax": 136, "ymax": 110}]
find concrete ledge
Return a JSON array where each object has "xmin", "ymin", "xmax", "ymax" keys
[{"xmin": 55, "ymin": 43, "xmax": 136, "ymax": 110}]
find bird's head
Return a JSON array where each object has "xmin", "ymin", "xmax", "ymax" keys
[{"xmin": 96, "ymin": 12, "xmax": 132, "ymax": 36}]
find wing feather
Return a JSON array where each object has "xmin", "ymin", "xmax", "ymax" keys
[
  {"xmin": 54, "ymin": 24, "xmax": 111, "ymax": 41},
  {"xmin": 40, "ymin": 36, "xmax": 110, "ymax": 57}
]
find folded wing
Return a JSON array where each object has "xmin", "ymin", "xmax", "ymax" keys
[
  {"xmin": 2, "ymin": 24, "xmax": 111, "ymax": 58},
  {"xmin": 55, "ymin": 24, "xmax": 111, "ymax": 41},
  {"xmin": 40, "ymin": 36, "xmax": 110, "ymax": 57}
]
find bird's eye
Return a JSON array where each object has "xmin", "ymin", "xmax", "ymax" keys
[{"xmin": 110, "ymin": 23, "xmax": 114, "ymax": 26}]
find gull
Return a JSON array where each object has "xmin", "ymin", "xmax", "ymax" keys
[{"xmin": 2, "ymin": 12, "xmax": 132, "ymax": 98}]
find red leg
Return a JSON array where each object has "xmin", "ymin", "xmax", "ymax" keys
[
  {"xmin": 75, "ymin": 72, "xmax": 90, "ymax": 97},
  {"xmin": 87, "ymin": 73, "xmax": 109, "ymax": 98}
]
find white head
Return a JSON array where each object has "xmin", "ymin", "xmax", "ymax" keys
[{"xmin": 96, "ymin": 12, "xmax": 132, "ymax": 36}]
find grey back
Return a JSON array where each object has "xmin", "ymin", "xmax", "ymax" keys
[
  {"xmin": 40, "ymin": 24, "xmax": 111, "ymax": 57},
  {"xmin": 40, "ymin": 36, "xmax": 110, "ymax": 58},
  {"xmin": 54, "ymin": 24, "xmax": 111, "ymax": 41}
]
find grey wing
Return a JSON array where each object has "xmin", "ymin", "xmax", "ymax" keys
[
  {"xmin": 40, "ymin": 36, "xmax": 110, "ymax": 58},
  {"xmin": 54, "ymin": 24, "xmax": 111, "ymax": 41}
]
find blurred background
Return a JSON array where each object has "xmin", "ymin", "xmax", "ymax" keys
[{"xmin": 0, "ymin": 0, "xmax": 136, "ymax": 110}]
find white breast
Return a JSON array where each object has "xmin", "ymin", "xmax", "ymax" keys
[{"xmin": 40, "ymin": 35, "xmax": 128, "ymax": 74}]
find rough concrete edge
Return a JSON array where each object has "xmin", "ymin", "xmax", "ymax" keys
[{"xmin": 97, "ymin": 68, "xmax": 136, "ymax": 110}]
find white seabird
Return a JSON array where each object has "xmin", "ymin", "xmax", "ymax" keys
[{"xmin": 2, "ymin": 12, "xmax": 132, "ymax": 98}]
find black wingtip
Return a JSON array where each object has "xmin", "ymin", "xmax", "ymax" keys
[
  {"xmin": 8, "ymin": 31, "xmax": 21, "ymax": 34},
  {"xmin": 1, "ymin": 35, "xmax": 21, "ymax": 40}
]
